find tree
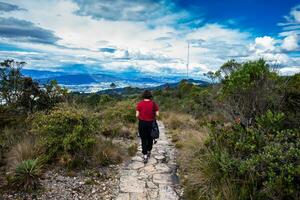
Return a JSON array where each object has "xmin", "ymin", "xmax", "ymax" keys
[
  {"xmin": 36, "ymin": 80, "xmax": 67, "ymax": 111},
  {"xmin": 0, "ymin": 60, "xmax": 67, "ymax": 113},
  {"xmin": 0, "ymin": 59, "xmax": 26, "ymax": 105},
  {"xmin": 219, "ymin": 59, "xmax": 241, "ymax": 79},
  {"xmin": 110, "ymin": 82, "xmax": 117, "ymax": 89},
  {"xmin": 204, "ymin": 70, "xmax": 221, "ymax": 83},
  {"xmin": 221, "ymin": 59, "xmax": 281, "ymax": 126},
  {"xmin": 18, "ymin": 77, "xmax": 41, "ymax": 113},
  {"xmin": 282, "ymin": 73, "xmax": 300, "ymax": 128}
]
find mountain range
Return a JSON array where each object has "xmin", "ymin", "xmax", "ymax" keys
[{"xmin": 22, "ymin": 69, "xmax": 209, "ymax": 93}]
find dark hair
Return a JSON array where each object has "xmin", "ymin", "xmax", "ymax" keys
[{"xmin": 142, "ymin": 90, "xmax": 153, "ymax": 99}]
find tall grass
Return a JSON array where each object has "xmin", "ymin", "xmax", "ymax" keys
[{"xmin": 5, "ymin": 137, "xmax": 37, "ymax": 171}]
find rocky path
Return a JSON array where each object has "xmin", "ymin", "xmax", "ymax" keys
[{"xmin": 116, "ymin": 121, "xmax": 181, "ymax": 200}]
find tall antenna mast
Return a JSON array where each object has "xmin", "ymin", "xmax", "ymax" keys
[{"xmin": 186, "ymin": 42, "xmax": 190, "ymax": 79}]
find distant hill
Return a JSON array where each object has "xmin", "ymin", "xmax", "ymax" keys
[
  {"xmin": 97, "ymin": 79, "xmax": 209, "ymax": 95},
  {"xmin": 21, "ymin": 69, "xmax": 208, "ymax": 92},
  {"xmin": 153, "ymin": 79, "xmax": 209, "ymax": 89}
]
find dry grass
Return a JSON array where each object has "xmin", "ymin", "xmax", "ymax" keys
[
  {"xmin": 164, "ymin": 111, "xmax": 215, "ymax": 199},
  {"xmin": 166, "ymin": 112, "xmax": 239, "ymax": 200},
  {"xmin": 119, "ymin": 123, "xmax": 137, "ymax": 139},
  {"xmin": 163, "ymin": 111, "xmax": 198, "ymax": 130},
  {"xmin": 5, "ymin": 136, "xmax": 37, "ymax": 172},
  {"xmin": 92, "ymin": 137, "xmax": 125, "ymax": 166}
]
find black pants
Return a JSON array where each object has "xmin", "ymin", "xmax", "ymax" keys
[{"xmin": 138, "ymin": 120, "xmax": 153, "ymax": 155}]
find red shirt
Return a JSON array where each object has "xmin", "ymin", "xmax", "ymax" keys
[{"xmin": 136, "ymin": 100, "xmax": 159, "ymax": 121}]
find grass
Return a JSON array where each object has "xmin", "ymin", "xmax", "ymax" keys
[
  {"xmin": 0, "ymin": 98, "xmax": 138, "ymax": 193},
  {"xmin": 127, "ymin": 143, "xmax": 138, "ymax": 156},
  {"xmin": 166, "ymin": 114, "xmax": 239, "ymax": 200},
  {"xmin": 163, "ymin": 111, "xmax": 214, "ymax": 199},
  {"xmin": 5, "ymin": 137, "xmax": 37, "ymax": 172},
  {"xmin": 92, "ymin": 137, "xmax": 125, "ymax": 166},
  {"xmin": 163, "ymin": 111, "xmax": 198, "ymax": 130}
]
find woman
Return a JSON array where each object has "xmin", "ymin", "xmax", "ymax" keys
[{"xmin": 136, "ymin": 90, "xmax": 159, "ymax": 163}]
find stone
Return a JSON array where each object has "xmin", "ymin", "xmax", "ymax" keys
[
  {"xmin": 159, "ymin": 185, "xmax": 178, "ymax": 200},
  {"xmin": 127, "ymin": 161, "xmax": 144, "ymax": 170},
  {"xmin": 138, "ymin": 171, "xmax": 149, "ymax": 179},
  {"xmin": 121, "ymin": 170, "xmax": 138, "ymax": 176},
  {"xmin": 132, "ymin": 156, "xmax": 143, "ymax": 162},
  {"xmin": 155, "ymin": 163, "xmax": 172, "ymax": 173},
  {"xmin": 147, "ymin": 157, "xmax": 157, "ymax": 165},
  {"xmin": 148, "ymin": 189, "xmax": 159, "ymax": 199},
  {"xmin": 146, "ymin": 181, "xmax": 158, "ymax": 189},
  {"xmin": 116, "ymin": 193, "xmax": 130, "ymax": 200},
  {"xmin": 154, "ymin": 155, "xmax": 165, "ymax": 160},
  {"xmin": 153, "ymin": 174, "xmax": 173, "ymax": 184},
  {"xmin": 119, "ymin": 176, "xmax": 145, "ymax": 193},
  {"xmin": 143, "ymin": 165, "xmax": 155, "ymax": 173},
  {"xmin": 114, "ymin": 121, "xmax": 181, "ymax": 200},
  {"xmin": 129, "ymin": 192, "xmax": 147, "ymax": 200}
]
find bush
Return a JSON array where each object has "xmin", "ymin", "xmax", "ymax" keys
[
  {"xmin": 220, "ymin": 59, "xmax": 281, "ymax": 126},
  {"xmin": 283, "ymin": 73, "xmax": 300, "ymax": 128},
  {"xmin": 189, "ymin": 111, "xmax": 300, "ymax": 200},
  {"xmin": 92, "ymin": 138, "xmax": 124, "ymax": 166},
  {"xmin": 99, "ymin": 100, "xmax": 137, "ymax": 138},
  {"xmin": 105, "ymin": 100, "xmax": 136, "ymax": 123},
  {"xmin": 31, "ymin": 105, "xmax": 97, "ymax": 167},
  {"xmin": 127, "ymin": 143, "xmax": 138, "ymax": 156},
  {"xmin": 11, "ymin": 158, "xmax": 43, "ymax": 191}
]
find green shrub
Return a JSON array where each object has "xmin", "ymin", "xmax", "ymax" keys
[
  {"xmin": 106, "ymin": 100, "xmax": 136, "ymax": 123},
  {"xmin": 127, "ymin": 143, "xmax": 138, "ymax": 156},
  {"xmin": 31, "ymin": 105, "xmax": 97, "ymax": 167},
  {"xmin": 220, "ymin": 59, "xmax": 281, "ymax": 126},
  {"xmin": 99, "ymin": 100, "xmax": 136, "ymax": 138},
  {"xmin": 188, "ymin": 111, "xmax": 300, "ymax": 200},
  {"xmin": 11, "ymin": 158, "xmax": 43, "ymax": 191},
  {"xmin": 282, "ymin": 73, "xmax": 300, "ymax": 128}
]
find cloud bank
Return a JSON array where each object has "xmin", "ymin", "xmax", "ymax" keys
[{"xmin": 0, "ymin": 0, "xmax": 299, "ymax": 77}]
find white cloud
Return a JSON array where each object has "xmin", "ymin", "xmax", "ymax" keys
[
  {"xmin": 250, "ymin": 36, "xmax": 277, "ymax": 53},
  {"xmin": 0, "ymin": 0, "xmax": 299, "ymax": 77},
  {"xmin": 289, "ymin": 5, "xmax": 300, "ymax": 23},
  {"xmin": 279, "ymin": 66, "xmax": 300, "ymax": 76},
  {"xmin": 248, "ymin": 36, "xmax": 293, "ymax": 65},
  {"xmin": 282, "ymin": 34, "xmax": 299, "ymax": 51}
]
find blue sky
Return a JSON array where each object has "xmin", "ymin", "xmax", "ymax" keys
[{"xmin": 0, "ymin": 0, "xmax": 299, "ymax": 77}]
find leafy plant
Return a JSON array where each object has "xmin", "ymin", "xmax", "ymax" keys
[
  {"xmin": 196, "ymin": 111, "xmax": 300, "ymax": 200},
  {"xmin": 221, "ymin": 59, "xmax": 281, "ymax": 126},
  {"xmin": 31, "ymin": 105, "xmax": 97, "ymax": 167},
  {"xmin": 11, "ymin": 158, "xmax": 43, "ymax": 191}
]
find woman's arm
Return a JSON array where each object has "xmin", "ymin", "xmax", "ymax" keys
[
  {"xmin": 136, "ymin": 110, "xmax": 139, "ymax": 118},
  {"xmin": 156, "ymin": 111, "xmax": 159, "ymax": 117}
]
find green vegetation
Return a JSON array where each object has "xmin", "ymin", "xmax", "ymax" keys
[
  {"xmin": 0, "ymin": 60, "xmax": 137, "ymax": 193},
  {"xmin": 11, "ymin": 158, "xmax": 43, "ymax": 191},
  {"xmin": 31, "ymin": 105, "xmax": 98, "ymax": 167},
  {"xmin": 162, "ymin": 59, "xmax": 300, "ymax": 200},
  {"xmin": 1, "ymin": 58, "xmax": 299, "ymax": 199}
]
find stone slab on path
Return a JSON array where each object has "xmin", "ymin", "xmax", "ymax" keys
[{"xmin": 116, "ymin": 121, "xmax": 181, "ymax": 200}]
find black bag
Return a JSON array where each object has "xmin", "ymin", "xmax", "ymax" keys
[{"xmin": 151, "ymin": 102, "xmax": 160, "ymax": 139}]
